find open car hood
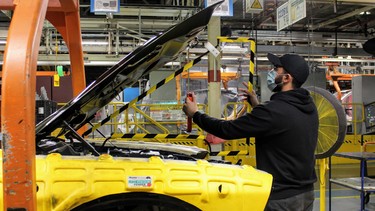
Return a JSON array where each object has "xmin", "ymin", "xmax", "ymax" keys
[{"xmin": 36, "ymin": 1, "xmax": 222, "ymax": 140}]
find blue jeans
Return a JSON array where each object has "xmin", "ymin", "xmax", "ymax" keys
[{"xmin": 265, "ymin": 190, "xmax": 314, "ymax": 211}]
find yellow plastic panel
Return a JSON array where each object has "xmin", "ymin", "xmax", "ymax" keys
[{"xmin": 0, "ymin": 151, "xmax": 272, "ymax": 211}]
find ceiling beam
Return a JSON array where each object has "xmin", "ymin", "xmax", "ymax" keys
[
  {"xmin": 0, "ymin": 0, "xmax": 79, "ymax": 12},
  {"xmin": 310, "ymin": 6, "xmax": 375, "ymax": 30},
  {"xmin": 338, "ymin": 0, "xmax": 375, "ymax": 3}
]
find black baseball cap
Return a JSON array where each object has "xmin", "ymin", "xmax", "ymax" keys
[{"xmin": 267, "ymin": 53, "xmax": 309, "ymax": 84}]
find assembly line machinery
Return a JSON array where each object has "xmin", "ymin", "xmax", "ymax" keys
[
  {"xmin": 0, "ymin": 1, "xmax": 275, "ymax": 210},
  {"xmin": 0, "ymin": 1, "xmax": 349, "ymax": 210}
]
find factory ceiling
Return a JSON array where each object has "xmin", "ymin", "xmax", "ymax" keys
[
  {"xmin": 0, "ymin": 0, "xmax": 374, "ymax": 69},
  {"xmin": 74, "ymin": 0, "xmax": 375, "ymax": 35}
]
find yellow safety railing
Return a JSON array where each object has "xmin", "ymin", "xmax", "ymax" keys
[
  {"xmin": 342, "ymin": 102, "xmax": 365, "ymax": 138},
  {"xmin": 86, "ymin": 102, "xmax": 207, "ymax": 139},
  {"xmin": 220, "ymin": 101, "xmax": 256, "ymax": 165},
  {"xmin": 328, "ymin": 102, "xmax": 369, "ymax": 167},
  {"xmin": 223, "ymin": 101, "xmax": 251, "ymax": 120}
]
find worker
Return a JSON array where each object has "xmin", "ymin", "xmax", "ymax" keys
[{"xmin": 183, "ymin": 53, "xmax": 318, "ymax": 211}]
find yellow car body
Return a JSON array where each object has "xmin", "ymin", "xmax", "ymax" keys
[{"xmin": 0, "ymin": 152, "xmax": 272, "ymax": 211}]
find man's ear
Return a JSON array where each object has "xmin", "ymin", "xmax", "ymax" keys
[
  {"xmin": 284, "ymin": 74, "xmax": 294, "ymax": 84},
  {"xmin": 283, "ymin": 74, "xmax": 290, "ymax": 81}
]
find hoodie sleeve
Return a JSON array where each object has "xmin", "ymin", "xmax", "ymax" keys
[{"xmin": 193, "ymin": 104, "xmax": 274, "ymax": 140}]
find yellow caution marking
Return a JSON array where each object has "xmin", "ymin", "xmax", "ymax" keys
[
  {"xmin": 183, "ymin": 60, "xmax": 194, "ymax": 72},
  {"xmin": 210, "ymin": 150, "xmax": 249, "ymax": 156},
  {"xmin": 110, "ymin": 133, "xmax": 205, "ymax": 140},
  {"xmin": 53, "ymin": 74, "xmax": 60, "ymax": 87},
  {"xmin": 251, "ymin": 0, "xmax": 262, "ymax": 9}
]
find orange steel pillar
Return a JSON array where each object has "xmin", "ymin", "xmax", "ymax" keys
[
  {"xmin": 1, "ymin": 0, "xmax": 49, "ymax": 210},
  {"xmin": 0, "ymin": 0, "xmax": 84, "ymax": 209}
]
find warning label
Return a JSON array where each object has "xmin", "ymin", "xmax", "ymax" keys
[
  {"xmin": 127, "ymin": 176, "xmax": 152, "ymax": 188},
  {"xmin": 251, "ymin": 0, "xmax": 262, "ymax": 9},
  {"xmin": 246, "ymin": 0, "xmax": 264, "ymax": 13}
]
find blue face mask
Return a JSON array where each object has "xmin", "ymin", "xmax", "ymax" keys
[{"xmin": 267, "ymin": 70, "xmax": 282, "ymax": 92}]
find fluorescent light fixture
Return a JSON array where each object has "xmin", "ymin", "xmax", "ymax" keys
[
  {"xmin": 222, "ymin": 45, "xmax": 241, "ymax": 49},
  {"xmin": 0, "ymin": 40, "xmax": 7, "ymax": 44},
  {"xmin": 360, "ymin": 11, "xmax": 371, "ymax": 15},
  {"xmin": 165, "ymin": 62, "xmax": 180, "ymax": 66},
  {"xmin": 84, "ymin": 61, "xmax": 117, "ymax": 66},
  {"xmin": 82, "ymin": 41, "xmax": 109, "ymax": 45}
]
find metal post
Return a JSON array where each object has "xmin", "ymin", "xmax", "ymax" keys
[
  {"xmin": 0, "ymin": 1, "xmax": 85, "ymax": 209},
  {"xmin": 207, "ymin": 16, "xmax": 222, "ymax": 157},
  {"xmin": 116, "ymin": 24, "xmax": 120, "ymax": 56},
  {"xmin": 1, "ymin": 0, "xmax": 49, "ymax": 209},
  {"xmin": 329, "ymin": 156, "xmax": 332, "ymax": 211},
  {"xmin": 320, "ymin": 158, "xmax": 328, "ymax": 211}
]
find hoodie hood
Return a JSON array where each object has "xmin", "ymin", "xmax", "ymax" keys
[{"xmin": 270, "ymin": 88, "xmax": 316, "ymax": 114}]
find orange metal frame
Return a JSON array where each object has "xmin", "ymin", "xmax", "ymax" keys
[
  {"xmin": 180, "ymin": 71, "xmax": 239, "ymax": 80},
  {"xmin": 0, "ymin": 71, "xmax": 69, "ymax": 77},
  {"xmin": 180, "ymin": 71, "xmax": 239, "ymax": 90},
  {"xmin": 0, "ymin": 0, "xmax": 85, "ymax": 209},
  {"xmin": 327, "ymin": 73, "xmax": 374, "ymax": 101},
  {"xmin": 176, "ymin": 71, "xmax": 239, "ymax": 102}
]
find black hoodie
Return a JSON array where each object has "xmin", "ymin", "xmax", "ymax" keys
[{"xmin": 193, "ymin": 88, "xmax": 319, "ymax": 200}]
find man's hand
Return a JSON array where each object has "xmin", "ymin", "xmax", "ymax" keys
[
  {"xmin": 183, "ymin": 92, "xmax": 198, "ymax": 118},
  {"xmin": 238, "ymin": 81, "xmax": 259, "ymax": 107}
]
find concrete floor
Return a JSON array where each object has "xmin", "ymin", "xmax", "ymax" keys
[
  {"xmin": 313, "ymin": 188, "xmax": 375, "ymax": 211},
  {"xmin": 312, "ymin": 162, "xmax": 375, "ymax": 211}
]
